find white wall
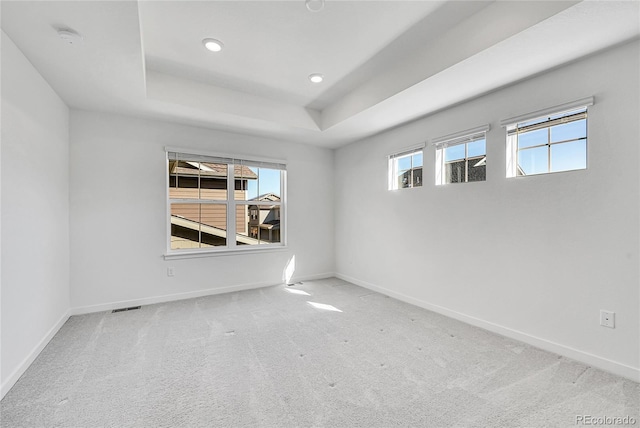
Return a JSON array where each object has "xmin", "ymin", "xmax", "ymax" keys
[
  {"xmin": 334, "ymin": 40, "xmax": 640, "ymax": 380},
  {"xmin": 69, "ymin": 111, "xmax": 334, "ymax": 310},
  {"xmin": 1, "ymin": 32, "xmax": 70, "ymax": 397}
]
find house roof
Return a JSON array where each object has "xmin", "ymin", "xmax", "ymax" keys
[
  {"xmin": 171, "ymin": 215, "xmax": 261, "ymax": 246},
  {"xmin": 170, "ymin": 161, "xmax": 257, "ymax": 179},
  {"xmin": 249, "ymin": 193, "xmax": 281, "ymax": 203}
]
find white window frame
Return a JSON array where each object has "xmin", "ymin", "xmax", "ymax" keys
[
  {"xmin": 164, "ymin": 147, "xmax": 287, "ymax": 259},
  {"xmin": 388, "ymin": 144, "xmax": 425, "ymax": 190},
  {"xmin": 433, "ymin": 125, "xmax": 489, "ymax": 186},
  {"xmin": 502, "ymin": 97, "xmax": 593, "ymax": 178}
]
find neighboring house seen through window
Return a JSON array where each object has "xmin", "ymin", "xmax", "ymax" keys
[
  {"xmin": 434, "ymin": 126, "xmax": 488, "ymax": 185},
  {"xmin": 167, "ymin": 151, "xmax": 286, "ymax": 253},
  {"xmin": 388, "ymin": 147, "xmax": 423, "ymax": 190}
]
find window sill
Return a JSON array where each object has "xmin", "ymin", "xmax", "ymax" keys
[{"xmin": 163, "ymin": 245, "xmax": 288, "ymax": 260}]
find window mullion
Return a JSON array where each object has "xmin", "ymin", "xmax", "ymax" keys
[
  {"xmin": 550, "ymin": 136, "xmax": 586, "ymax": 146},
  {"xmin": 281, "ymin": 170, "xmax": 286, "ymax": 246},
  {"xmin": 410, "ymin": 154, "xmax": 414, "ymax": 188},
  {"xmin": 393, "ymin": 157, "xmax": 397, "ymax": 189},
  {"xmin": 517, "ymin": 142, "xmax": 550, "ymax": 151},
  {"xmin": 464, "ymin": 142, "xmax": 469, "ymax": 183},
  {"xmin": 227, "ymin": 163, "xmax": 236, "ymax": 248},
  {"xmin": 166, "ymin": 157, "xmax": 171, "ymax": 253},
  {"xmin": 547, "ymin": 127, "xmax": 551, "ymax": 173},
  {"xmin": 516, "ymin": 129, "xmax": 520, "ymax": 175},
  {"xmin": 198, "ymin": 204, "xmax": 202, "ymax": 248}
]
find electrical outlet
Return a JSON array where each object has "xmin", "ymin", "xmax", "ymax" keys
[
  {"xmin": 167, "ymin": 267, "xmax": 175, "ymax": 277},
  {"xmin": 600, "ymin": 310, "xmax": 615, "ymax": 328}
]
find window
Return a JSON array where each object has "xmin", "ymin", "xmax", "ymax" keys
[
  {"xmin": 434, "ymin": 126, "xmax": 488, "ymax": 185},
  {"xmin": 388, "ymin": 147, "xmax": 423, "ymax": 190},
  {"xmin": 504, "ymin": 99, "xmax": 591, "ymax": 177},
  {"xmin": 167, "ymin": 150, "xmax": 286, "ymax": 254}
]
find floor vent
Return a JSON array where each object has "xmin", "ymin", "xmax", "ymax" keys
[
  {"xmin": 287, "ymin": 282, "xmax": 304, "ymax": 286},
  {"xmin": 111, "ymin": 306, "xmax": 141, "ymax": 313}
]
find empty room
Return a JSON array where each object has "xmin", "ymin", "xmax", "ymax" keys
[{"xmin": 1, "ymin": 1, "xmax": 639, "ymax": 427}]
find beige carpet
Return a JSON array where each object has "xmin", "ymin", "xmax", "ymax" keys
[{"xmin": 1, "ymin": 277, "xmax": 638, "ymax": 427}]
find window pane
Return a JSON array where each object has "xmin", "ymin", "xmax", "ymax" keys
[
  {"xmin": 258, "ymin": 168, "xmax": 282, "ymax": 199},
  {"xmin": 397, "ymin": 156, "xmax": 411, "ymax": 171},
  {"xmin": 169, "ymin": 159, "xmax": 179, "ymax": 191},
  {"xmin": 412, "ymin": 152, "xmax": 423, "ymax": 168},
  {"xmin": 168, "ymin": 160, "xmax": 228, "ymax": 200},
  {"xmin": 445, "ymin": 160, "xmax": 465, "ymax": 183},
  {"xmin": 236, "ymin": 165, "xmax": 258, "ymax": 200},
  {"xmin": 517, "ymin": 128, "xmax": 547, "ymax": 149},
  {"xmin": 412, "ymin": 167, "xmax": 423, "ymax": 187},
  {"xmin": 169, "ymin": 162, "xmax": 198, "ymax": 199},
  {"xmin": 397, "ymin": 172, "xmax": 411, "ymax": 188},
  {"xmin": 412, "ymin": 152, "xmax": 423, "ymax": 187},
  {"xmin": 467, "ymin": 139, "xmax": 486, "ymax": 158},
  {"xmin": 396, "ymin": 156, "xmax": 411, "ymax": 188},
  {"xmin": 468, "ymin": 158, "xmax": 486, "ymax": 182},
  {"xmin": 171, "ymin": 203, "xmax": 227, "ymax": 249},
  {"xmin": 518, "ymin": 146, "xmax": 548, "ymax": 175},
  {"xmin": 550, "ymin": 119, "xmax": 586, "ymax": 143},
  {"xmin": 240, "ymin": 167, "xmax": 282, "ymax": 200},
  {"xmin": 236, "ymin": 203, "xmax": 281, "ymax": 246},
  {"xmin": 550, "ymin": 140, "xmax": 586, "ymax": 173},
  {"xmin": 198, "ymin": 163, "xmax": 228, "ymax": 200},
  {"xmin": 444, "ymin": 144, "xmax": 465, "ymax": 162}
]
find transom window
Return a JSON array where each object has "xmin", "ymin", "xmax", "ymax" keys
[
  {"xmin": 388, "ymin": 147, "xmax": 423, "ymax": 190},
  {"xmin": 506, "ymin": 106, "xmax": 588, "ymax": 177},
  {"xmin": 434, "ymin": 126, "xmax": 488, "ymax": 185},
  {"xmin": 167, "ymin": 151, "xmax": 286, "ymax": 254}
]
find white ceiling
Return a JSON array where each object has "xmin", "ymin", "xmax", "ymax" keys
[{"xmin": 2, "ymin": 1, "xmax": 639, "ymax": 148}]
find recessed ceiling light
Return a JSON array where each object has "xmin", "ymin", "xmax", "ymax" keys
[
  {"xmin": 202, "ymin": 38, "xmax": 223, "ymax": 52},
  {"xmin": 309, "ymin": 73, "xmax": 324, "ymax": 83},
  {"xmin": 306, "ymin": 0, "xmax": 325, "ymax": 12}
]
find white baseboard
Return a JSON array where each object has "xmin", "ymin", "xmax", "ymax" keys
[
  {"xmin": 335, "ymin": 272, "xmax": 640, "ymax": 383},
  {"xmin": 1, "ymin": 310, "xmax": 71, "ymax": 400},
  {"xmin": 290, "ymin": 272, "xmax": 335, "ymax": 283},
  {"xmin": 70, "ymin": 273, "xmax": 335, "ymax": 316},
  {"xmin": 71, "ymin": 280, "xmax": 275, "ymax": 315}
]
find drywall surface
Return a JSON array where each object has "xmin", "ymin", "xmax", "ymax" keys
[
  {"xmin": 334, "ymin": 40, "xmax": 640, "ymax": 379},
  {"xmin": 69, "ymin": 111, "xmax": 334, "ymax": 309},
  {"xmin": 1, "ymin": 32, "xmax": 70, "ymax": 396}
]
